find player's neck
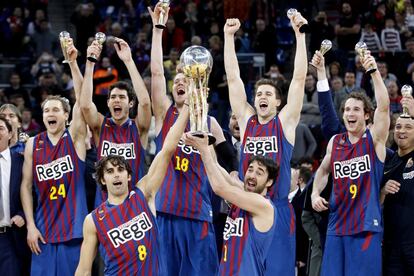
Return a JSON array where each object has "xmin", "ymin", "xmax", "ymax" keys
[
  {"xmin": 398, "ymin": 146, "xmax": 414, "ymax": 156},
  {"xmin": 258, "ymin": 113, "xmax": 275, "ymax": 124},
  {"xmin": 108, "ymin": 193, "xmax": 129, "ymax": 205},
  {"xmin": 111, "ymin": 116, "xmax": 129, "ymax": 126},
  {"xmin": 347, "ymin": 128, "xmax": 366, "ymax": 144},
  {"xmin": 10, "ymin": 133, "xmax": 18, "ymax": 147},
  {"xmin": 175, "ymin": 103, "xmax": 184, "ymax": 113},
  {"xmin": 47, "ymin": 128, "xmax": 66, "ymax": 144}
]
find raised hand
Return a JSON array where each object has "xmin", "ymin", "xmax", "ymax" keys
[
  {"xmin": 224, "ymin": 18, "xmax": 241, "ymax": 35},
  {"xmin": 289, "ymin": 12, "xmax": 308, "ymax": 35},
  {"xmin": 311, "ymin": 50, "xmax": 325, "ymax": 71},
  {"xmin": 66, "ymin": 38, "xmax": 78, "ymax": 62},
  {"xmin": 86, "ymin": 40, "xmax": 102, "ymax": 62},
  {"xmin": 147, "ymin": 2, "xmax": 170, "ymax": 28},
  {"xmin": 114, "ymin": 37, "xmax": 132, "ymax": 62},
  {"xmin": 361, "ymin": 51, "xmax": 377, "ymax": 73}
]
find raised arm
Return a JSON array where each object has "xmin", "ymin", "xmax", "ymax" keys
[
  {"xmin": 80, "ymin": 42, "xmax": 105, "ymax": 140},
  {"xmin": 75, "ymin": 215, "xmax": 98, "ymax": 276},
  {"xmin": 114, "ymin": 37, "xmax": 151, "ymax": 148},
  {"xmin": 279, "ymin": 12, "xmax": 308, "ymax": 144},
  {"xmin": 148, "ymin": 4, "xmax": 172, "ymax": 131},
  {"xmin": 224, "ymin": 18, "xmax": 255, "ymax": 134},
  {"xmin": 139, "ymin": 103, "xmax": 189, "ymax": 204},
  {"xmin": 311, "ymin": 138, "xmax": 333, "ymax": 212},
  {"xmin": 365, "ymin": 54, "xmax": 390, "ymax": 161},
  {"xmin": 66, "ymin": 38, "xmax": 83, "ymax": 101},
  {"xmin": 20, "ymin": 138, "xmax": 45, "ymax": 255},
  {"xmin": 312, "ymin": 51, "xmax": 344, "ymax": 139}
]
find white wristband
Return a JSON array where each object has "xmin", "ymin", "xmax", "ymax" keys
[{"xmin": 317, "ymin": 79, "xmax": 330, "ymax": 92}]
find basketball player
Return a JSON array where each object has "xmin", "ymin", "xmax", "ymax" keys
[
  {"xmin": 148, "ymin": 4, "xmax": 227, "ymax": 274},
  {"xmin": 75, "ymin": 100, "xmax": 190, "ymax": 275},
  {"xmin": 80, "ymin": 38, "xmax": 151, "ymax": 205},
  {"xmin": 20, "ymin": 40, "xmax": 88, "ymax": 275},
  {"xmin": 224, "ymin": 14, "xmax": 308, "ymax": 275},
  {"xmin": 311, "ymin": 53, "xmax": 389, "ymax": 276}
]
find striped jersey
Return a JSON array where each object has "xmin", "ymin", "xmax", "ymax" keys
[
  {"xmin": 96, "ymin": 117, "xmax": 146, "ymax": 204},
  {"xmin": 155, "ymin": 104, "xmax": 213, "ymax": 222},
  {"xmin": 92, "ymin": 188, "xmax": 160, "ymax": 275},
  {"xmin": 32, "ymin": 129, "xmax": 87, "ymax": 243},
  {"xmin": 239, "ymin": 115, "xmax": 293, "ymax": 201},
  {"xmin": 219, "ymin": 202, "xmax": 276, "ymax": 275},
  {"xmin": 328, "ymin": 129, "xmax": 383, "ymax": 235}
]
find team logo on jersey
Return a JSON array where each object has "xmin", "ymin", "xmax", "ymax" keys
[
  {"xmin": 98, "ymin": 208, "xmax": 105, "ymax": 221},
  {"xmin": 178, "ymin": 139, "xmax": 200, "ymax": 155},
  {"xmin": 406, "ymin": 158, "xmax": 413, "ymax": 168},
  {"xmin": 223, "ymin": 217, "xmax": 244, "ymax": 241},
  {"xmin": 107, "ymin": 212, "xmax": 153, "ymax": 248},
  {"xmin": 333, "ymin": 154, "xmax": 371, "ymax": 180},
  {"xmin": 243, "ymin": 136, "xmax": 278, "ymax": 155},
  {"xmin": 35, "ymin": 155, "xmax": 74, "ymax": 181},
  {"xmin": 403, "ymin": 170, "xmax": 414, "ymax": 180},
  {"xmin": 101, "ymin": 140, "xmax": 136, "ymax": 160}
]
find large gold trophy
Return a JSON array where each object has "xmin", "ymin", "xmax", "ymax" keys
[
  {"xmin": 59, "ymin": 31, "xmax": 71, "ymax": 64},
  {"xmin": 180, "ymin": 46, "xmax": 216, "ymax": 145}
]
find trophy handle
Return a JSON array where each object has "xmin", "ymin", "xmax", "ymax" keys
[{"xmin": 191, "ymin": 131, "xmax": 216, "ymax": 145}]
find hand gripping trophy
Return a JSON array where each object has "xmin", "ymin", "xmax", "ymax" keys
[
  {"xmin": 155, "ymin": 0, "xmax": 170, "ymax": 29},
  {"xmin": 400, "ymin": 85, "xmax": 413, "ymax": 118},
  {"xmin": 287, "ymin": 8, "xmax": 310, "ymax": 33},
  {"xmin": 309, "ymin": 39, "xmax": 332, "ymax": 67},
  {"xmin": 355, "ymin": 42, "xmax": 377, "ymax": 74},
  {"xmin": 59, "ymin": 31, "xmax": 72, "ymax": 64},
  {"xmin": 87, "ymin": 32, "xmax": 106, "ymax": 62},
  {"xmin": 180, "ymin": 46, "xmax": 216, "ymax": 144}
]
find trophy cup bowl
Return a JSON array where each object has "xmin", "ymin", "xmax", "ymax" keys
[
  {"xmin": 155, "ymin": 0, "xmax": 170, "ymax": 29},
  {"xmin": 309, "ymin": 39, "xmax": 332, "ymax": 67},
  {"xmin": 401, "ymin": 84, "xmax": 413, "ymax": 118},
  {"xmin": 287, "ymin": 8, "xmax": 310, "ymax": 33},
  {"xmin": 59, "ymin": 31, "xmax": 71, "ymax": 64},
  {"xmin": 355, "ymin": 42, "xmax": 377, "ymax": 74},
  {"xmin": 180, "ymin": 46, "xmax": 216, "ymax": 145},
  {"xmin": 87, "ymin": 32, "xmax": 106, "ymax": 62}
]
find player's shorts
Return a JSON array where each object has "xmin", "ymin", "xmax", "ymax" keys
[
  {"xmin": 264, "ymin": 199, "xmax": 296, "ymax": 276},
  {"xmin": 31, "ymin": 238, "xmax": 82, "ymax": 276},
  {"xmin": 157, "ymin": 212, "xmax": 218, "ymax": 275},
  {"xmin": 322, "ymin": 231, "xmax": 382, "ymax": 276}
]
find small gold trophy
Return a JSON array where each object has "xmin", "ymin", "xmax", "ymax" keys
[
  {"xmin": 180, "ymin": 46, "xmax": 216, "ymax": 144},
  {"xmin": 59, "ymin": 31, "xmax": 71, "ymax": 64},
  {"xmin": 155, "ymin": 0, "xmax": 170, "ymax": 29},
  {"xmin": 401, "ymin": 85, "xmax": 412, "ymax": 118},
  {"xmin": 309, "ymin": 39, "xmax": 332, "ymax": 67},
  {"xmin": 87, "ymin": 32, "xmax": 106, "ymax": 62},
  {"xmin": 287, "ymin": 8, "xmax": 310, "ymax": 33},
  {"xmin": 355, "ymin": 42, "xmax": 377, "ymax": 74}
]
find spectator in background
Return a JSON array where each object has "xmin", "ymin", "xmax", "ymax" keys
[
  {"xmin": 21, "ymin": 108, "xmax": 41, "ymax": 136},
  {"xmin": 327, "ymin": 61, "xmax": 342, "ymax": 81},
  {"xmin": 26, "ymin": 9, "xmax": 47, "ymax": 36},
  {"xmin": 395, "ymin": 11, "xmax": 412, "ymax": 44},
  {"xmin": 377, "ymin": 61, "xmax": 398, "ymax": 87},
  {"xmin": 132, "ymin": 31, "xmax": 151, "ymax": 73},
  {"xmin": 292, "ymin": 122, "xmax": 317, "ymax": 165},
  {"xmin": 234, "ymin": 26, "xmax": 250, "ymax": 53},
  {"xmin": 30, "ymin": 19, "xmax": 59, "ymax": 58},
  {"xmin": 0, "ymin": 104, "xmax": 26, "ymax": 154},
  {"xmin": 335, "ymin": 2, "xmax": 361, "ymax": 55},
  {"xmin": 387, "ymin": 80, "xmax": 403, "ymax": 114},
  {"xmin": 405, "ymin": 3, "xmax": 414, "ymax": 31},
  {"xmin": 117, "ymin": 0, "xmax": 137, "ymax": 36},
  {"xmin": 162, "ymin": 17, "xmax": 185, "ymax": 53},
  {"xmin": 304, "ymin": 73, "xmax": 318, "ymax": 105},
  {"xmin": 331, "ymin": 76, "xmax": 344, "ymax": 94},
  {"xmin": 183, "ymin": 1, "xmax": 199, "ymax": 41},
  {"xmin": 93, "ymin": 56, "xmax": 119, "ymax": 114},
  {"xmin": 30, "ymin": 52, "xmax": 62, "ymax": 80},
  {"xmin": 8, "ymin": 95, "xmax": 26, "ymax": 113},
  {"xmin": 381, "ymin": 17, "xmax": 402, "ymax": 51},
  {"xmin": 4, "ymin": 7, "xmax": 26, "ymax": 57},
  {"xmin": 251, "ymin": 18, "xmax": 277, "ymax": 70},
  {"xmin": 110, "ymin": 22, "xmax": 129, "ymax": 43},
  {"xmin": 359, "ymin": 22, "xmax": 382, "ymax": 52},
  {"xmin": 309, "ymin": 11, "xmax": 335, "ymax": 54},
  {"xmin": 163, "ymin": 48, "xmax": 179, "ymax": 93},
  {"xmin": 3, "ymin": 72, "xmax": 31, "ymax": 108},
  {"xmin": 334, "ymin": 71, "xmax": 357, "ymax": 115}
]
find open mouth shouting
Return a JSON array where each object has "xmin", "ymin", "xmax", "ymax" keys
[
  {"xmin": 245, "ymin": 178, "xmax": 257, "ymax": 192},
  {"xmin": 113, "ymin": 106, "xmax": 122, "ymax": 116},
  {"xmin": 47, "ymin": 119, "xmax": 57, "ymax": 127},
  {"xmin": 113, "ymin": 181, "xmax": 123, "ymax": 187},
  {"xmin": 347, "ymin": 119, "xmax": 357, "ymax": 128},
  {"xmin": 259, "ymin": 102, "xmax": 268, "ymax": 112},
  {"xmin": 177, "ymin": 88, "xmax": 186, "ymax": 96}
]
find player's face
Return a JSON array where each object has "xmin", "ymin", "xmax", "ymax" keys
[
  {"xmin": 0, "ymin": 108, "xmax": 21, "ymax": 132},
  {"xmin": 254, "ymin": 84, "xmax": 280, "ymax": 120},
  {"xmin": 394, "ymin": 117, "xmax": 414, "ymax": 151},
  {"xmin": 244, "ymin": 161, "xmax": 272, "ymax": 195},
  {"xmin": 228, "ymin": 113, "xmax": 240, "ymax": 140},
  {"xmin": 101, "ymin": 162, "xmax": 131, "ymax": 197},
  {"xmin": 42, "ymin": 100, "xmax": 68, "ymax": 135},
  {"xmin": 0, "ymin": 120, "xmax": 12, "ymax": 151},
  {"xmin": 108, "ymin": 88, "xmax": 132, "ymax": 122},
  {"xmin": 343, "ymin": 98, "xmax": 368, "ymax": 134},
  {"xmin": 172, "ymin": 73, "xmax": 188, "ymax": 105}
]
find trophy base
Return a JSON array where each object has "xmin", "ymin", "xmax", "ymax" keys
[
  {"xmin": 191, "ymin": 131, "xmax": 216, "ymax": 145},
  {"xmin": 62, "ymin": 60, "xmax": 72, "ymax": 64},
  {"xmin": 299, "ymin": 24, "xmax": 311, "ymax": 33},
  {"xmin": 155, "ymin": 24, "xmax": 166, "ymax": 29},
  {"xmin": 87, "ymin": 56, "xmax": 98, "ymax": 63},
  {"xmin": 366, "ymin": 68, "xmax": 377, "ymax": 75}
]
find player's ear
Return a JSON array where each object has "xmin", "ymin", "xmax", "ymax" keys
[{"xmin": 128, "ymin": 174, "xmax": 131, "ymax": 182}]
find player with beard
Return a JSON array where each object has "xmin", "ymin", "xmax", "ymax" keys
[
  {"xmin": 148, "ymin": 3, "xmax": 229, "ymax": 274},
  {"xmin": 80, "ymin": 38, "xmax": 151, "ymax": 205},
  {"xmin": 312, "ymin": 53, "xmax": 389, "ymax": 276},
  {"xmin": 224, "ymin": 15, "xmax": 308, "ymax": 275},
  {"xmin": 20, "ymin": 39, "xmax": 88, "ymax": 275},
  {"xmin": 183, "ymin": 133, "xmax": 277, "ymax": 275},
  {"xmin": 75, "ymin": 102, "xmax": 190, "ymax": 276}
]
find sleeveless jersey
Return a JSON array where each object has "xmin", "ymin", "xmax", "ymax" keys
[
  {"xmin": 32, "ymin": 130, "xmax": 87, "ymax": 243},
  {"xmin": 328, "ymin": 129, "xmax": 383, "ymax": 235},
  {"xmin": 92, "ymin": 188, "xmax": 160, "ymax": 275},
  {"xmin": 219, "ymin": 202, "xmax": 276, "ymax": 276},
  {"xmin": 155, "ymin": 104, "xmax": 213, "ymax": 222},
  {"xmin": 239, "ymin": 115, "xmax": 293, "ymax": 201},
  {"xmin": 96, "ymin": 117, "xmax": 146, "ymax": 204}
]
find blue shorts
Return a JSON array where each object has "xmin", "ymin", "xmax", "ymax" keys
[
  {"xmin": 322, "ymin": 232, "xmax": 382, "ymax": 276},
  {"xmin": 31, "ymin": 238, "xmax": 82, "ymax": 276},
  {"xmin": 264, "ymin": 201, "xmax": 296, "ymax": 276},
  {"xmin": 157, "ymin": 213, "xmax": 218, "ymax": 275}
]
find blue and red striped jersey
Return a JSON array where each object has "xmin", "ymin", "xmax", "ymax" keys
[
  {"xmin": 32, "ymin": 130, "xmax": 87, "ymax": 243},
  {"xmin": 219, "ymin": 202, "xmax": 276, "ymax": 276},
  {"xmin": 155, "ymin": 105, "xmax": 213, "ymax": 222},
  {"xmin": 92, "ymin": 187, "xmax": 160, "ymax": 276},
  {"xmin": 239, "ymin": 115, "xmax": 293, "ymax": 201},
  {"xmin": 96, "ymin": 117, "xmax": 146, "ymax": 204},
  {"xmin": 328, "ymin": 129, "xmax": 383, "ymax": 235}
]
